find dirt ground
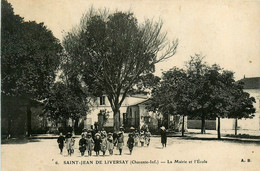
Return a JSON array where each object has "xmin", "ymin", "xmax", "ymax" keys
[{"xmin": 1, "ymin": 134, "xmax": 260, "ymax": 171}]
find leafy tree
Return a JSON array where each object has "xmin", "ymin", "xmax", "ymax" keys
[
  {"xmin": 63, "ymin": 8, "xmax": 178, "ymax": 130},
  {"xmin": 150, "ymin": 55, "xmax": 256, "ymax": 139},
  {"xmin": 149, "ymin": 68, "xmax": 196, "ymax": 136},
  {"xmin": 1, "ymin": 0, "xmax": 62, "ymax": 136},
  {"xmin": 130, "ymin": 73, "xmax": 161, "ymax": 95},
  {"xmin": 227, "ymin": 82, "xmax": 255, "ymax": 135},
  {"xmin": 185, "ymin": 54, "xmax": 221, "ymax": 134},
  {"xmin": 203, "ymin": 67, "xmax": 232, "ymax": 139},
  {"xmin": 201, "ymin": 66, "xmax": 254, "ymax": 139},
  {"xmin": 44, "ymin": 82, "xmax": 90, "ymax": 134}
]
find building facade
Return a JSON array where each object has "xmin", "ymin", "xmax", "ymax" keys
[
  {"xmin": 83, "ymin": 93, "xmax": 150, "ymax": 130},
  {"xmin": 220, "ymin": 77, "xmax": 260, "ymax": 131}
]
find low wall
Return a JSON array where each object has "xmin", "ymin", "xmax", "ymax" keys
[{"xmin": 188, "ymin": 120, "xmax": 216, "ymax": 130}]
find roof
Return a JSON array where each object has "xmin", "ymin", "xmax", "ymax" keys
[
  {"xmin": 237, "ymin": 77, "xmax": 260, "ymax": 89},
  {"xmin": 128, "ymin": 98, "xmax": 149, "ymax": 106}
]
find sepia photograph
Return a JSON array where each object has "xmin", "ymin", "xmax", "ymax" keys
[{"xmin": 1, "ymin": 0, "xmax": 260, "ymax": 171}]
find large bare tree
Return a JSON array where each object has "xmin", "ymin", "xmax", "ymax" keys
[{"xmin": 63, "ymin": 8, "xmax": 178, "ymax": 130}]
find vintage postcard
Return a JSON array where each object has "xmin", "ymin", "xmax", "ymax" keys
[{"xmin": 1, "ymin": 0, "xmax": 260, "ymax": 171}]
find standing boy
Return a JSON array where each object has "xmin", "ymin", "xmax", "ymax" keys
[
  {"xmin": 57, "ymin": 132, "xmax": 65, "ymax": 154},
  {"xmin": 127, "ymin": 133, "xmax": 134, "ymax": 155}
]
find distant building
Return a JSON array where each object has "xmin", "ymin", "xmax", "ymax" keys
[
  {"xmin": 81, "ymin": 93, "xmax": 150, "ymax": 131},
  {"xmin": 220, "ymin": 77, "xmax": 260, "ymax": 131},
  {"xmin": 125, "ymin": 99, "xmax": 159, "ymax": 132},
  {"xmin": 82, "ymin": 93, "xmax": 188, "ymax": 132}
]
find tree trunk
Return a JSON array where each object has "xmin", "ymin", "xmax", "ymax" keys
[
  {"xmin": 217, "ymin": 117, "xmax": 221, "ymax": 139},
  {"xmin": 26, "ymin": 106, "xmax": 32, "ymax": 137},
  {"xmin": 63, "ymin": 119, "xmax": 67, "ymax": 133},
  {"xmin": 181, "ymin": 115, "xmax": 185, "ymax": 137},
  {"xmin": 98, "ymin": 113, "xmax": 104, "ymax": 131},
  {"xmin": 119, "ymin": 110, "xmax": 121, "ymax": 127},
  {"xmin": 63, "ymin": 119, "xmax": 67, "ymax": 128},
  {"xmin": 74, "ymin": 118, "xmax": 79, "ymax": 134},
  {"xmin": 7, "ymin": 115, "xmax": 12, "ymax": 138},
  {"xmin": 235, "ymin": 118, "xmax": 238, "ymax": 136},
  {"xmin": 113, "ymin": 109, "xmax": 120, "ymax": 131},
  {"xmin": 201, "ymin": 115, "xmax": 206, "ymax": 134}
]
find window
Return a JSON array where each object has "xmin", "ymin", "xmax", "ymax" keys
[
  {"xmin": 123, "ymin": 113, "xmax": 127, "ymax": 124},
  {"xmin": 130, "ymin": 108, "xmax": 132, "ymax": 118},
  {"xmin": 99, "ymin": 96, "xmax": 106, "ymax": 105}
]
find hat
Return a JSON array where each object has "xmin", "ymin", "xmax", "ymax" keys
[
  {"xmin": 118, "ymin": 131, "xmax": 122, "ymax": 134},
  {"xmin": 95, "ymin": 133, "xmax": 101, "ymax": 137},
  {"xmin": 87, "ymin": 132, "xmax": 92, "ymax": 136},
  {"xmin": 130, "ymin": 127, "xmax": 135, "ymax": 130},
  {"xmin": 160, "ymin": 126, "xmax": 166, "ymax": 130},
  {"xmin": 108, "ymin": 132, "xmax": 112, "ymax": 135}
]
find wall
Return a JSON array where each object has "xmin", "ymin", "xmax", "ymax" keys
[
  {"xmin": 219, "ymin": 88, "xmax": 260, "ymax": 131},
  {"xmin": 187, "ymin": 120, "xmax": 216, "ymax": 130}
]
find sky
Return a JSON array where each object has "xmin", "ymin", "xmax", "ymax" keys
[{"xmin": 7, "ymin": 0, "xmax": 260, "ymax": 80}]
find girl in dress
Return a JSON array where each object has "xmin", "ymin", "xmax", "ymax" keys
[
  {"xmin": 100, "ymin": 134, "xmax": 107, "ymax": 156},
  {"xmin": 86, "ymin": 132, "xmax": 94, "ymax": 156},
  {"xmin": 79, "ymin": 134, "xmax": 87, "ymax": 156},
  {"xmin": 107, "ymin": 132, "xmax": 114, "ymax": 155},
  {"xmin": 139, "ymin": 130, "xmax": 145, "ymax": 146},
  {"xmin": 134, "ymin": 131, "xmax": 139, "ymax": 147},
  {"xmin": 145, "ymin": 130, "xmax": 151, "ymax": 147},
  {"xmin": 117, "ymin": 132, "xmax": 124, "ymax": 155},
  {"xmin": 94, "ymin": 133, "xmax": 102, "ymax": 156},
  {"xmin": 65, "ymin": 132, "xmax": 74, "ymax": 156}
]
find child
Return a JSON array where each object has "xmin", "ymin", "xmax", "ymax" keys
[
  {"xmin": 145, "ymin": 130, "xmax": 151, "ymax": 147},
  {"xmin": 94, "ymin": 133, "xmax": 102, "ymax": 156},
  {"xmin": 79, "ymin": 134, "xmax": 87, "ymax": 156},
  {"xmin": 86, "ymin": 133, "xmax": 94, "ymax": 156},
  {"xmin": 160, "ymin": 126, "xmax": 167, "ymax": 148},
  {"xmin": 65, "ymin": 132, "xmax": 74, "ymax": 156},
  {"xmin": 134, "ymin": 131, "xmax": 139, "ymax": 147},
  {"xmin": 100, "ymin": 134, "xmax": 107, "ymax": 156},
  {"xmin": 71, "ymin": 136, "xmax": 75, "ymax": 154},
  {"xmin": 117, "ymin": 132, "xmax": 124, "ymax": 155},
  {"xmin": 57, "ymin": 132, "xmax": 65, "ymax": 154},
  {"xmin": 139, "ymin": 131, "xmax": 145, "ymax": 146},
  {"xmin": 101, "ymin": 128, "xmax": 107, "ymax": 137},
  {"xmin": 113, "ymin": 132, "xmax": 118, "ymax": 146},
  {"xmin": 107, "ymin": 132, "xmax": 114, "ymax": 155},
  {"xmin": 127, "ymin": 133, "xmax": 134, "ymax": 155}
]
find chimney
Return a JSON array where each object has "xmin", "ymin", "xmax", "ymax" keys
[{"xmin": 244, "ymin": 75, "xmax": 245, "ymax": 79}]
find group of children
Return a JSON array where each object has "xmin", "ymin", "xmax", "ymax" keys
[
  {"xmin": 133, "ymin": 129, "xmax": 151, "ymax": 147},
  {"xmin": 57, "ymin": 132, "xmax": 75, "ymax": 156},
  {"xmin": 57, "ymin": 128, "xmax": 152, "ymax": 156}
]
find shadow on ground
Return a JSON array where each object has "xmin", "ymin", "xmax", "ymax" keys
[
  {"xmin": 1, "ymin": 138, "xmax": 40, "ymax": 144},
  {"xmin": 225, "ymin": 134, "xmax": 260, "ymax": 139},
  {"xmin": 181, "ymin": 136, "xmax": 260, "ymax": 145}
]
